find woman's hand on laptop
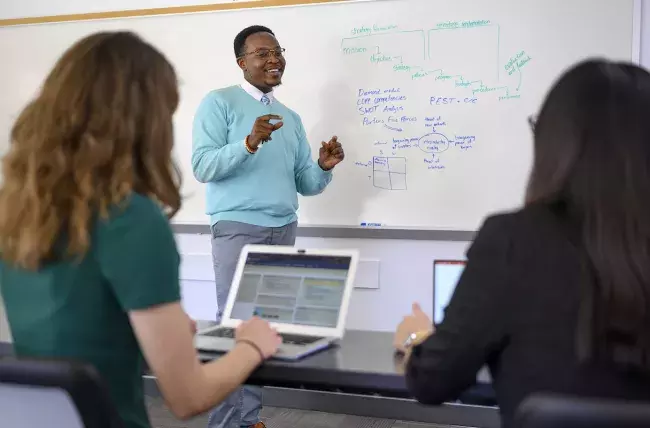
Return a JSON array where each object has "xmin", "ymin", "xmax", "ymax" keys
[{"xmin": 235, "ymin": 317, "xmax": 282, "ymax": 362}]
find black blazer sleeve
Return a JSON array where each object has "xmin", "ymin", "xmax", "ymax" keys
[{"xmin": 405, "ymin": 215, "xmax": 513, "ymax": 404}]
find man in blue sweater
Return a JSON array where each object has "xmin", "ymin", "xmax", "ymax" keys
[{"xmin": 191, "ymin": 25, "xmax": 344, "ymax": 428}]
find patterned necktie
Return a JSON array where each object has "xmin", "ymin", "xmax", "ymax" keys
[{"xmin": 261, "ymin": 94, "xmax": 271, "ymax": 106}]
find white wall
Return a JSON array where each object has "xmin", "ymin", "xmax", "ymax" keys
[
  {"xmin": 0, "ymin": 0, "xmax": 648, "ymax": 340},
  {"xmin": 177, "ymin": 234, "xmax": 468, "ymax": 331},
  {"xmin": 642, "ymin": 0, "xmax": 650, "ymax": 64}
]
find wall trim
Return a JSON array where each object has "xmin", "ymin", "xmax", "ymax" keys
[
  {"xmin": 0, "ymin": 0, "xmax": 355, "ymax": 27},
  {"xmin": 171, "ymin": 223, "xmax": 476, "ymax": 241}
]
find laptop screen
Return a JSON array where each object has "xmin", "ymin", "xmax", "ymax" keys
[
  {"xmin": 434, "ymin": 260, "xmax": 466, "ymax": 324},
  {"xmin": 230, "ymin": 252, "xmax": 352, "ymax": 328}
]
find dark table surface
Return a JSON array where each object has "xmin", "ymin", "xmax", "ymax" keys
[
  {"xmin": 0, "ymin": 322, "xmax": 495, "ymax": 404},
  {"xmin": 0, "ymin": 323, "xmax": 407, "ymax": 395},
  {"xmin": 195, "ymin": 321, "xmax": 496, "ymax": 405},
  {"xmin": 197, "ymin": 322, "xmax": 409, "ymax": 396}
]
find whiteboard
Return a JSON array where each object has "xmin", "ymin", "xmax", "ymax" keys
[{"xmin": 0, "ymin": 0, "xmax": 639, "ymax": 231}]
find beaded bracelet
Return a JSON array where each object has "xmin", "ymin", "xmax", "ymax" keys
[{"xmin": 244, "ymin": 136, "xmax": 258, "ymax": 154}]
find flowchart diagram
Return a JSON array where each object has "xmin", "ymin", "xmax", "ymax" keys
[
  {"xmin": 353, "ymin": 108, "xmax": 477, "ymax": 190},
  {"xmin": 345, "ymin": 19, "xmax": 531, "ymax": 190}
]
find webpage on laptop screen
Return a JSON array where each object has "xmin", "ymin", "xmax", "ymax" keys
[{"xmin": 230, "ymin": 253, "xmax": 351, "ymax": 328}]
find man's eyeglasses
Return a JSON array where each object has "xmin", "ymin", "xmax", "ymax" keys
[{"xmin": 239, "ymin": 47, "xmax": 286, "ymax": 60}]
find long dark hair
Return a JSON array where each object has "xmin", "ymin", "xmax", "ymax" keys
[{"xmin": 526, "ymin": 59, "xmax": 650, "ymax": 373}]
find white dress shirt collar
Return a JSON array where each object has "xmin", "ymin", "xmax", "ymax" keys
[{"xmin": 241, "ymin": 80, "xmax": 274, "ymax": 104}]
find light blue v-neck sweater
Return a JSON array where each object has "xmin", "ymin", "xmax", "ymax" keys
[{"xmin": 191, "ymin": 85, "xmax": 332, "ymax": 227}]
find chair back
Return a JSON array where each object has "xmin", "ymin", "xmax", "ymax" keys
[
  {"xmin": 514, "ymin": 393, "xmax": 650, "ymax": 428},
  {"xmin": 0, "ymin": 357, "xmax": 123, "ymax": 428}
]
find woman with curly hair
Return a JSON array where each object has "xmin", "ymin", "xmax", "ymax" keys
[{"xmin": 0, "ymin": 31, "xmax": 280, "ymax": 428}]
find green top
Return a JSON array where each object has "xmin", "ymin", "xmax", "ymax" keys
[{"xmin": 0, "ymin": 194, "xmax": 181, "ymax": 428}]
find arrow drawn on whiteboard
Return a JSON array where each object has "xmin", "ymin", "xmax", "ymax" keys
[
  {"xmin": 516, "ymin": 66, "xmax": 522, "ymax": 91},
  {"xmin": 384, "ymin": 124, "xmax": 403, "ymax": 132}
]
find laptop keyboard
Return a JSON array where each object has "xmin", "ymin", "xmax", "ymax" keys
[{"xmin": 202, "ymin": 327, "xmax": 323, "ymax": 346}]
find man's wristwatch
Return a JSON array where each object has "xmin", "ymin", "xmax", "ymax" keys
[{"xmin": 403, "ymin": 330, "xmax": 431, "ymax": 350}]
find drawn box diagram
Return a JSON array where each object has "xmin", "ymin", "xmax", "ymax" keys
[{"xmin": 373, "ymin": 156, "xmax": 407, "ymax": 190}]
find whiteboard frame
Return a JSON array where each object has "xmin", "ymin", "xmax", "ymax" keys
[
  {"xmin": 0, "ymin": 0, "xmax": 376, "ymax": 27},
  {"xmin": 171, "ymin": 222, "xmax": 477, "ymax": 240},
  {"xmin": 633, "ymin": 0, "xmax": 643, "ymax": 64}
]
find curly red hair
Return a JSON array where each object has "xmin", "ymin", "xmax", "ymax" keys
[{"xmin": 0, "ymin": 31, "xmax": 182, "ymax": 270}]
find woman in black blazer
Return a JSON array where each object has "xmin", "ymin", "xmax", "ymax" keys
[{"xmin": 394, "ymin": 59, "xmax": 650, "ymax": 428}]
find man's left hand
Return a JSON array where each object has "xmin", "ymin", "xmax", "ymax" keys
[{"xmin": 318, "ymin": 136, "xmax": 344, "ymax": 171}]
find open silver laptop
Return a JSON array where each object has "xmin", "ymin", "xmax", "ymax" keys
[{"xmin": 195, "ymin": 244, "xmax": 359, "ymax": 360}]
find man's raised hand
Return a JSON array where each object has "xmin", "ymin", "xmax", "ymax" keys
[{"xmin": 248, "ymin": 114, "xmax": 284, "ymax": 149}]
